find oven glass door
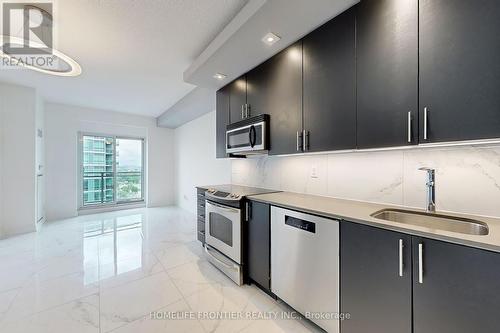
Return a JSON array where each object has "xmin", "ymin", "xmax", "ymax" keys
[
  {"xmin": 205, "ymin": 201, "xmax": 241, "ymax": 264},
  {"xmin": 226, "ymin": 122, "xmax": 265, "ymax": 154}
]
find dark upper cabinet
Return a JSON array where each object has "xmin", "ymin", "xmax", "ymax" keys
[
  {"xmin": 246, "ymin": 42, "xmax": 303, "ymax": 155},
  {"xmin": 341, "ymin": 221, "xmax": 412, "ymax": 333},
  {"xmin": 246, "ymin": 200, "xmax": 271, "ymax": 292},
  {"xmin": 215, "ymin": 86, "xmax": 230, "ymax": 158},
  {"xmin": 228, "ymin": 75, "xmax": 247, "ymax": 123},
  {"xmin": 303, "ymin": 7, "xmax": 356, "ymax": 152},
  {"xmin": 215, "ymin": 0, "xmax": 500, "ymax": 156},
  {"xmin": 356, "ymin": 0, "xmax": 418, "ymax": 149},
  {"xmin": 419, "ymin": 0, "xmax": 500, "ymax": 143},
  {"xmin": 412, "ymin": 237, "xmax": 500, "ymax": 333}
]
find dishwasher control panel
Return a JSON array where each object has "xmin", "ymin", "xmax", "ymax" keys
[{"xmin": 285, "ymin": 216, "xmax": 316, "ymax": 233}]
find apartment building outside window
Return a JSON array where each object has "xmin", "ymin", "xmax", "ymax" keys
[{"xmin": 80, "ymin": 134, "xmax": 144, "ymax": 208}]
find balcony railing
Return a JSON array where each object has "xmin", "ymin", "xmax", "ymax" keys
[
  {"xmin": 116, "ymin": 172, "xmax": 142, "ymax": 201},
  {"xmin": 83, "ymin": 171, "xmax": 142, "ymax": 205}
]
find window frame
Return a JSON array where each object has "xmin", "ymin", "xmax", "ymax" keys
[{"xmin": 78, "ymin": 132, "xmax": 145, "ymax": 210}]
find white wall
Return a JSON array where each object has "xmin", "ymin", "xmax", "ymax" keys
[
  {"xmin": 45, "ymin": 103, "xmax": 175, "ymax": 222},
  {"xmin": 232, "ymin": 145, "xmax": 500, "ymax": 218},
  {"xmin": 0, "ymin": 83, "xmax": 38, "ymax": 237},
  {"xmin": 35, "ymin": 93, "xmax": 45, "ymax": 228},
  {"xmin": 174, "ymin": 111, "xmax": 231, "ymax": 214}
]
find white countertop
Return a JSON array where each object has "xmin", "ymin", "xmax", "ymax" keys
[{"xmin": 248, "ymin": 191, "xmax": 500, "ymax": 253}]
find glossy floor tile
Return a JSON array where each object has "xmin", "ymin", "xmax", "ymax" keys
[{"xmin": 0, "ymin": 207, "xmax": 321, "ymax": 333}]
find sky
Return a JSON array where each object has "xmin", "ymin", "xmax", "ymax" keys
[{"xmin": 116, "ymin": 139, "xmax": 142, "ymax": 170}]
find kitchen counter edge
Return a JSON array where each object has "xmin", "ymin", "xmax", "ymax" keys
[{"xmin": 247, "ymin": 192, "xmax": 500, "ymax": 254}]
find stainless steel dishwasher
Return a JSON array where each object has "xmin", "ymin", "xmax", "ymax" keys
[{"xmin": 271, "ymin": 206, "xmax": 339, "ymax": 333}]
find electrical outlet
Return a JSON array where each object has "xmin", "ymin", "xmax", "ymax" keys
[{"xmin": 310, "ymin": 165, "xmax": 318, "ymax": 179}]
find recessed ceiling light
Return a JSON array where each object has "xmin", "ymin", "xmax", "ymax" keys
[
  {"xmin": 213, "ymin": 73, "xmax": 227, "ymax": 80},
  {"xmin": 262, "ymin": 32, "xmax": 281, "ymax": 46}
]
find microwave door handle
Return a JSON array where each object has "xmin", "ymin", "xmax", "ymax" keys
[{"xmin": 249, "ymin": 125, "xmax": 256, "ymax": 147}]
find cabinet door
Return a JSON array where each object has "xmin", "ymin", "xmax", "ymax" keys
[
  {"xmin": 228, "ymin": 76, "xmax": 247, "ymax": 123},
  {"xmin": 216, "ymin": 86, "xmax": 230, "ymax": 158},
  {"xmin": 246, "ymin": 42, "xmax": 303, "ymax": 155},
  {"xmin": 196, "ymin": 188, "xmax": 206, "ymax": 244},
  {"xmin": 356, "ymin": 0, "xmax": 418, "ymax": 148},
  {"xmin": 412, "ymin": 237, "xmax": 500, "ymax": 333},
  {"xmin": 303, "ymin": 7, "xmax": 356, "ymax": 152},
  {"xmin": 341, "ymin": 222, "xmax": 412, "ymax": 333},
  {"xmin": 419, "ymin": 0, "xmax": 500, "ymax": 143},
  {"xmin": 247, "ymin": 201, "xmax": 271, "ymax": 291}
]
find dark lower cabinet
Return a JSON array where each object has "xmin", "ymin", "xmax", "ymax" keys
[
  {"xmin": 196, "ymin": 188, "xmax": 206, "ymax": 244},
  {"xmin": 341, "ymin": 222, "xmax": 412, "ymax": 333},
  {"xmin": 419, "ymin": 0, "xmax": 500, "ymax": 143},
  {"xmin": 246, "ymin": 200, "xmax": 271, "ymax": 292},
  {"xmin": 341, "ymin": 221, "xmax": 500, "ymax": 333},
  {"xmin": 246, "ymin": 42, "xmax": 303, "ymax": 155},
  {"xmin": 216, "ymin": 86, "xmax": 230, "ymax": 158},
  {"xmin": 302, "ymin": 7, "xmax": 356, "ymax": 152},
  {"xmin": 228, "ymin": 75, "xmax": 247, "ymax": 124},
  {"xmin": 356, "ymin": 0, "xmax": 418, "ymax": 148},
  {"xmin": 412, "ymin": 237, "xmax": 500, "ymax": 333}
]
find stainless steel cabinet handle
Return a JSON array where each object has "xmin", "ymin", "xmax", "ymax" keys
[
  {"xmin": 241, "ymin": 105, "xmax": 244, "ymax": 119},
  {"xmin": 418, "ymin": 243, "xmax": 424, "ymax": 284},
  {"xmin": 302, "ymin": 130, "xmax": 309, "ymax": 151},
  {"xmin": 407, "ymin": 111, "xmax": 412, "ymax": 143},
  {"xmin": 296, "ymin": 131, "xmax": 302, "ymax": 151},
  {"xmin": 423, "ymin": 107, "xmax": 428, "ymax": 140},
  {"xmin": 246, "ymin": 202, "xmax": 250, "ymax": 221},
  {"xmin": 399, "ymin": 239, "xmax": 404, "ymax": 277},
  {"xmin": 246, "ymin": 104, "xmax": 250, "ymax": 118}
]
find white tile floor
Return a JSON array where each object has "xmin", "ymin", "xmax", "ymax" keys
[{"xmin": 0, "ymin": 207, "xmax": 321, "ymax": 333}]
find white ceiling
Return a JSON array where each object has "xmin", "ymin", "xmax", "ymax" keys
[
  {"xmin": 158, "ymin": 0, "xmax": 358, "ymax": 128},
  {"xmin": 0, "ymin": 0, "xmax": 247, "ymax": 117},
  {"xmin": 184, "ymin": 0, "xmax": 359, "ymax": 89}
]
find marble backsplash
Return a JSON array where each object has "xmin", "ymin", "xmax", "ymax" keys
[{"xmin": 231, "ymin": 145, "xmax": 500, "ymax": 218}]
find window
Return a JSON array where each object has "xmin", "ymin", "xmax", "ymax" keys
[{"xmin": 80, "ymin": 134, "xmax": 144, "ymax": 207}]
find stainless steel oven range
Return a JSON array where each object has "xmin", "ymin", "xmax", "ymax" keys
[{"xmin": 203, "ymin": 185, "xmax": 278, "ymax": 285}]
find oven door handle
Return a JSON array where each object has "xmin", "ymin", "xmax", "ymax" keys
[
  {"xmin": 205, "ymin": 200, "xmax": 240, "ymax": 213},
  {"xmin": 204, "ymin": 245, "xmax": 237, "ymax": 270}
]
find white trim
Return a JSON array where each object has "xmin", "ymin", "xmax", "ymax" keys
[{"xmin": 78, "ymin": 202, "xmax": 146, "ymax": 216}]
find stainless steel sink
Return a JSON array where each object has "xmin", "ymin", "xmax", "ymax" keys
[{"xmin": 370, "ymin": 209, "xmax": 489, "ymax": 236}]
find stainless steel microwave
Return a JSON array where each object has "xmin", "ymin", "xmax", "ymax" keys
[{"xmin": 226, "ymin": 114, "xmax": 269, "ymax": 155}]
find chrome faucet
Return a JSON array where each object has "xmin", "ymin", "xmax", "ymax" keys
[{"xmin": 419, "ymin": 167, "xmax": 436, "ymax": 212}]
